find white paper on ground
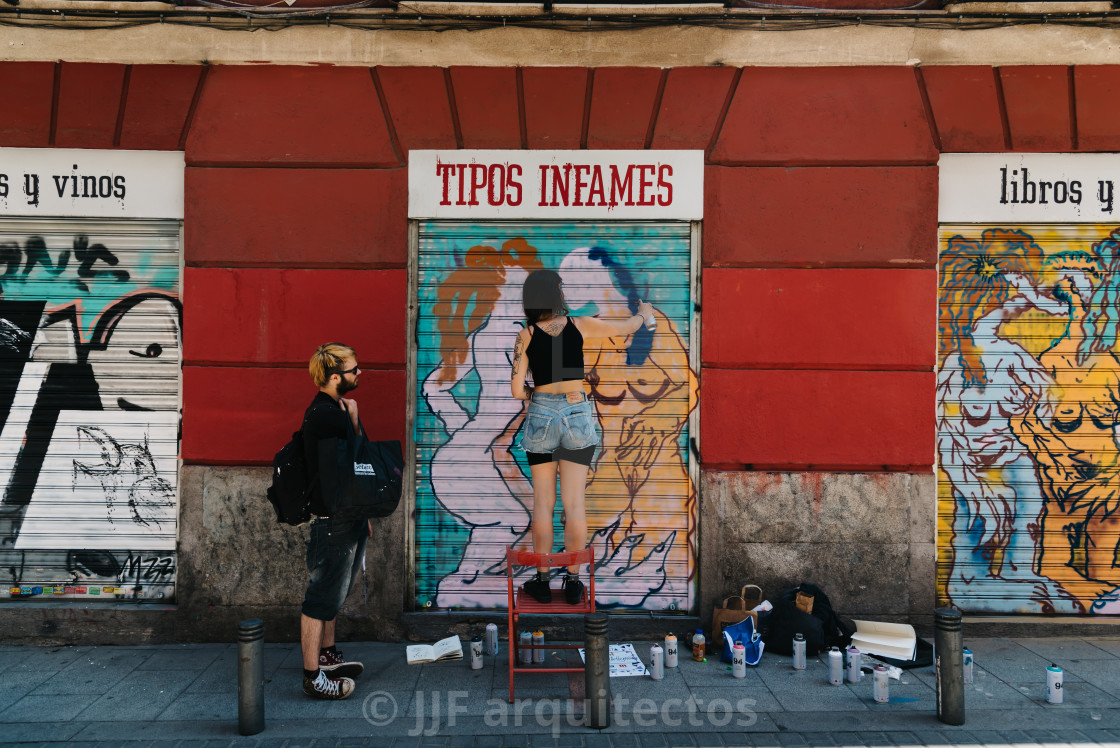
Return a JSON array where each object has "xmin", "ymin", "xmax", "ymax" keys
[
  {"xmin": 577, "ymin": 643, "xmax": 649, "ymax": 677},
  {"xmin": 850, "ymin": 620, "xmax": 917, "ymax": 661}
]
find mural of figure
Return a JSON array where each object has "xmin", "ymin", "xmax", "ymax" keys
[
  {"xmin": 558, "ymin": 246, "xmax": 699, "ymax": 609},
  {"xmin": 424, "ymin": 239, "xmax": 542, "ymax": 606},
  {"xmin": 0, "ymin": 219, "xmax": 181, "ymax": 602},
  {"xmin": 937, "ymin": 229, "xmax": 1080, "ymax": 611},
  {"xmin": 1012, "ymin": 229, "xmax": 1120, "ymax": 614}
]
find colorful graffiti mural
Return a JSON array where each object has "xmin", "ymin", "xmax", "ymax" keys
[
  {"xmin": 938, "ymin": 223, "xmax": 1120, "ymax": 614},
  {"xmin": 0, "ymin": 220, "xmax": 180, "ymax": 602},
  {"xmin": 415, "ymin": 221, "xmax": 698, "ymax": 611}
]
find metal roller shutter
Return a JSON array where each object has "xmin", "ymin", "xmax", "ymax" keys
[
  {"xmin": 937, "ymin": 221, "xmax": 1120, "ymax": 615},
  {"xmin": 414, "ymin": 220, "xmax": 698, "ymax": 611},
  {"xmin": 0, "ymin": 217, "xmax": 181, "ymax": 603}
]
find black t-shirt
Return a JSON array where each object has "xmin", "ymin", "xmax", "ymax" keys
[{"xmin": 302, "ymin": 391, "xmax": 355, "ymax": 516}]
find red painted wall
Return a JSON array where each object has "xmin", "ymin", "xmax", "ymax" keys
[{"xmin": 5, "ymin": 60, "xmax": 1098, "ymax": 470}]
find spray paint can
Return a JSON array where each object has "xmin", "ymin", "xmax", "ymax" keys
[
  {"xmin": 485, "ymin": 623, "xmax": 500, "ymax": 656},
  {"xmin": 792, "ymin": 633, "xmax": 807, "ymax": 671},
  {"xmin": 518, "ymin": 631, "xmax": 532, "ymax": 665},
  {"xmin": 846, "ymin": 646, "xmax": 861, "ymax": 684},
  {"xmin": 827, "ymin": 647, "xmax": 843, "ymax": 685},
  {"xmin": 962, "ymin": 648, "xmax": 973, "ymax": 684},
  {"xmin": 1046, "ymin": 664, "xmax": 1064, "ymax": 704},
  {"xmin": 650, "ymin": 645, "xmax": 664, "ymax": 681},
  {"xmin": 873, "ymin": 665, "xmax": 890, "ymax": 703},
  {"xmin": 732, "ymin": 642, "xmax": 747, "ymax": 679},
  {"xmin": 532, "ymin": 630, "xmax": 546, "ymax": 664},
  {"xmin": 664, "ymin": 634, "xmax": 678, "ymax": 668},
  {"xmin": 644, "ymin": 313, "xmax": 657, "ymax": 332},
  {"xmin": 470, "ymin": 636, "xmax": 484, "ymax": 670}
]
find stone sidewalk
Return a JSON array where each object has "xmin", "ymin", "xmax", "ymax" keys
[{"xmin": 1, "ymin": 636, "xmax": 1119, "ymax": 747}]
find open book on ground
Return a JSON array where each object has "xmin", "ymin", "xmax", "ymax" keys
[
  {"xmin": 850, "ymin": 620, "xmax": 917, "ymax": 661},
  {"xmin": 406, "ymin": 635, "xmax": 463, "ymax": 665}
]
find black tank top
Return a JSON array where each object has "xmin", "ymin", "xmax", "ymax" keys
[{"xmin": 526, "ymin": 318, "xmax": 585, "ymax": 386}]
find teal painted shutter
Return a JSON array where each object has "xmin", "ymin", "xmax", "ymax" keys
[{"xmin": 414, "ymin": 221, "xmax": 697, "ymax": 611}]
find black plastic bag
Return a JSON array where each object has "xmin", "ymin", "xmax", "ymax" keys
[{"xmin": 761, "ymin": 583, "xmax": 853, "ymax": 656}]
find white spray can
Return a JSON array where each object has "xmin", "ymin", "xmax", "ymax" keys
[
  {"xmin": 518, "ymin": 631, "xmax": 532, "ymax": 665},
  {"xmin": 732, "ymin": 642, "xmax": 747, "ymax": 679},
  {"xmin": 650, "ymin": 644, "xmax": 664, "ymax": 681},
  {"xmin": 1046, "ymin": 664, "xmax": 1064, "ymax": 704},
  {"xmin": 532, "ymin": 631, "xmax": 546, "ymax": 664},
  {"xmin": 873, "ymin": 664, "xmax": 890, "ymax": 703},
  {"xmin": 827, "ymin": 647, "xmax": 843, "ymax": 685},
  {"xmin": 665, "ymin": 634, "xmax": 679, "ymax": 668},
  {"xmin": 962, "ymin": 648, "xmax": 973, "ymax": 684},
  {"xmin": 846, "ymin": 646, "xmax": 861, "ymax": 684},
  {"xmin": 792, "ymin": 633, "xmax": 807, "ymax": 670},
  {"xmin": 485, "ymin": 623, "xmax": 500, "ymax": 656},
  {"xmin": 470, "ymin": 636, "xmax": 483, "ymax": 670}
]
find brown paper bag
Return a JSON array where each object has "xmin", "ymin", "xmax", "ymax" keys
[
  {"xmin": 795, "ymin": 589, "xmax": 815, "ymax": 614},
  {"xmin": 712, "ymin": 585, "xmax": 763, "ymax": 643}
]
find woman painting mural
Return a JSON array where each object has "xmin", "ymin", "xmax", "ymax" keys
[{"xmin": 510, "ymin": 268, "xmax": 653, "ymax": 604}]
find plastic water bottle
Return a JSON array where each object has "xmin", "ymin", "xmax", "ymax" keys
[{"xmin": 691, "ymin": 629, "xmax": 706, "ymax": 661}]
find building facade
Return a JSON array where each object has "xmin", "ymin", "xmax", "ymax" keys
[{"xmin": 1, "ymin": 0, "xmax": 1119, "ymax": 642}]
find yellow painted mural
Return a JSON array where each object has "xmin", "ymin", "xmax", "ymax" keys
[{"xmin": 938, "ymin": 223, "xmax": 1120, "ymax": 614}]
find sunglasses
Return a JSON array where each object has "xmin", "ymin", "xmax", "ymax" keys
[{"xmin": 333, "ymin": 365, "xmax": 360, "ymax": 376}]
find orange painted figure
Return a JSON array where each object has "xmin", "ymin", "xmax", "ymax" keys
[
  {"xmin": 1011, "ymin": 235, "xmax": 1120, "ymax": 613},
  {"xmin": 559, "ymin": 247, "xmax": 699, "ymax": 609}
]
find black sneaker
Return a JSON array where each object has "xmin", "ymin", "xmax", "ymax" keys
[
  {"xmin": 522, "ymin": 574, "xmax": 552, "ymax": 604},
  {"xmin": 563, "ymin": 575, "xmax": 585, "ymax": 605},
  {"xmin": 303, "ymin": 671, "xmax": 355, "ymax": 700},
  {"xmin": 319, "ymin": 648, "xmax": 364, "ymax": 679}
]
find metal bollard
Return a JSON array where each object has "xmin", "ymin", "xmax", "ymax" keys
[
  {"xmin": 934, "ymin": 608, "xmax": 965, "ymax": 726},
  {"xmin": 584, "ymin": 612, "xmax": 611, "ymax": 730},
  {"xmin": 237, "ymin": 618, "xmax": 265, "ymax": 736}
]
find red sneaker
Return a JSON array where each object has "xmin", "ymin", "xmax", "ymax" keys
[{"xmin": 319, "ymin": 648, "xmax": 364, "ymax": 679}]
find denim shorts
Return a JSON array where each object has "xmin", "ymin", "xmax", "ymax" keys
[
  {"xmin": 518, "ymin": 393, "xmax": 600, "ymax": 454},
  {"xmin": 302, "ymin": 517, "xmax": 367, "ymax": 621}
]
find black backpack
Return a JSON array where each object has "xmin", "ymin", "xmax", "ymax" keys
[
  {"xmin": 266, "ymin": 430, "xmax": 313, "ymax": 525},
  {"xmin": 761, "ymin": 583, "xmax": 853, "ymax": 656}
]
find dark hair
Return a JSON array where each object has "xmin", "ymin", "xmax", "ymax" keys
[{"xmin": 522, "ymin": 269, "xmax": 568, "ymax": 324}]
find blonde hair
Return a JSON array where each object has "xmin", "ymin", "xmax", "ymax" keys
[{"xmin": 309, "ymin": 342, "xmax": 356, "ymax": 388}]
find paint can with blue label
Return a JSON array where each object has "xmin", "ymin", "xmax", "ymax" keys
[
  {"xmin": 963, "ymin": 648, "xmax": 973, "ymax": 684},
  {"xmin": 1046, "ymin": 664, "xmax": 1063, "ymax": 704}
]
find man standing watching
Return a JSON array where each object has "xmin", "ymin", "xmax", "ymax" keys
[{"xmin": 300, "ymin": 342, "xmax": 369, "ymax": 700}]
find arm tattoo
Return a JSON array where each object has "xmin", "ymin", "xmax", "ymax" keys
[{"xmin": 512, "ymin": 336, "xmax": 524, "ymax": 380}]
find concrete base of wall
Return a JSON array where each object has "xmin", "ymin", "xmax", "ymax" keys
[
  {"xmin": 699, "ymin": 471, "xmax": 937, "ymax": 634},
  {"xmin": 0, "ymin": 465, "xmax": 409, "ymax": 645}
]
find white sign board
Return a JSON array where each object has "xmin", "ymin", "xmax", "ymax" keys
[
  {"xmin": 408, "ymin": 150, "xmax": 703, "ymax": 220},
  {"xmin": 940, "ymin": 153, "xmax": 1120, "ymax": 223},
  {"xmin": 0, "ymin": 148, "xmax": 184, "ymax": 219}
]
